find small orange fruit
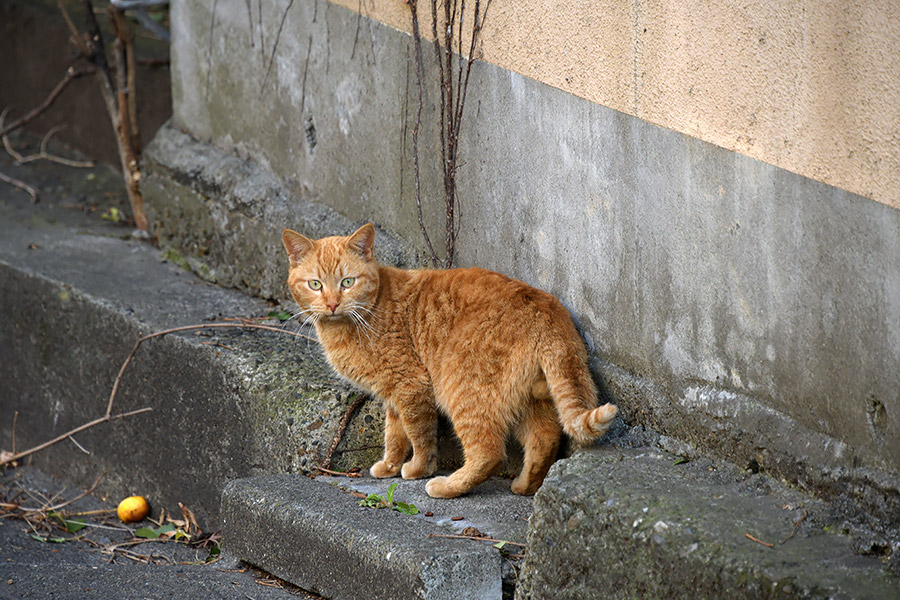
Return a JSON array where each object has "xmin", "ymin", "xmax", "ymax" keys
[{"xmin": 117, "ymin": 495, "xmax": 150, "ymax": 523}]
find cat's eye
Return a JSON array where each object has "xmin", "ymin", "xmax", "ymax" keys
[
  {"xmin": 340, "ymin": 277, "xmax": 356, "ymax": 289},
  {"xmin": 308, "ymin": 279, "xmax": 322, "ymax": 291}
]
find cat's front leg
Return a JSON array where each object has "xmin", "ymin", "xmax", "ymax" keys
[
  {"xmin": 370, "ymin": 405, "xmax": 410, "ymax": 478},
  {"xmin": 372, "ymin": 393, "xmax": 437, "ymax": 480}
]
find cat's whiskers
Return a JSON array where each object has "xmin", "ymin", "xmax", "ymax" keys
[
  {"xmin": 346, "ymin": 308, "xmax": 375, "ymax": 346},
  {"xmin": 298, "ymin": 308, "xmax": 322, "ymax": 351},
  {"xmin": 351, "ymin": 302, "xmax": 386, "ymax": 332}
]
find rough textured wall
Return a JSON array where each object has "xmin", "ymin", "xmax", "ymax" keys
[
  {"xmin": 157, "ymin": 0, "xmax": 900, "ymax": 518},
  {"xmin": 329, "ymin": 0, "xmax": 900, "ymax": 209}
]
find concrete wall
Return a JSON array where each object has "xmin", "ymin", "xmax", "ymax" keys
[
  {"xmin": 148, "ymin": 0, "xmax": 900, "ymax": 518},
  {"xmin": 328, "ymin": 0, "xmax": 900, "ymax": 210}
]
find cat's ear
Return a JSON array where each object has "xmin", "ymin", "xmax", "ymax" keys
[
  {"xmin": 282, "ymin": 228, "xmax": 315, "ymax": 265},
  {"xmin": 346, "ymin": 223, "xmax": 375, "ymax": 261}
]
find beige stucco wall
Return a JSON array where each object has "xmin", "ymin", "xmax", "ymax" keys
[{"xmin": 332, "ymin": 0, "xmax": 900, "ymax": 210}]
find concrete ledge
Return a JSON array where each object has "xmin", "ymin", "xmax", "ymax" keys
[
  {"xmin": 141, "ymin": 122, "xmax": 423, "ymax": 301},
  {"xmin": 222, "ymin": 475, "xmax": 524, "ymax": 600},
  {"xmin": 0, "ymin": 160, "xmax": 383, "ymax": 528},
  {"xmin": 517, "ymin": 448, "xmax": 899, "ymax": 600}
]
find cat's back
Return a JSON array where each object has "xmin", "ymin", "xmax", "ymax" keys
[{"xmin": 401, "ymin": 266, "xmax": 569, "ymax": 330}]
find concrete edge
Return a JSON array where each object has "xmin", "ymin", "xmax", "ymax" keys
[
  {"xmin": 597, "ymin": 356, "xmax": 900, "ymax": 537},
  {"xmin": 222, "ymin": 475, "xmax": 504, "ymax": 600}
]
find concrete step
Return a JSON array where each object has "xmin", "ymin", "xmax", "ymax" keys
[
  {"xmin": 222, "ymin": 474, "xmax": 532, "ymax": 600},
  {"xmin": 517, "ymin": 447, "xmax": 900, "ymax": 600},
  {"xmin": 0, "ymin": 153, "xmax": 382, "ymax": 529}
]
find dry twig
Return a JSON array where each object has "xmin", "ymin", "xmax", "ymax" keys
[
  {"xmin": 319, "ymin": 393, "xmax": 370, "ymax": 470},
  {"xmin": 0, "ymin": 67, "xmax": 92, "ymax": 138},
  {"xmin": 429, "ymin": 532, "xmax": 526, "ymax": 547},
  {"xmin": 316, "ymin": 466, "xmax": 363, "ymax": 478},
  {"xmin": 1, "ymin": 112, "xmax": 95, "ymax": 168},
  {"xmin": 1, "ymin": 322, "xmax": 314, "ymax": 467},
  {"xmin": 745, "ymin": 532, "xmax": 775, "ymax": 548},
  {"xmin": 18, "ymin": 472, "xmax": 106, "ymax": 513},
  {"xmin": 780, "ymin": 509, "xmax": 808, "ymax": 544},
  {"xmin": 0, "ymin": 170, "xmax": 39, "ymax": 203}
]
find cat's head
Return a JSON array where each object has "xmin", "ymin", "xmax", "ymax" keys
[{"xmin": 282, "ymin": 223, "xmax": 380, "ymax": 324}]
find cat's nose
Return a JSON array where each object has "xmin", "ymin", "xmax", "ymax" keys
[{"xmin": 327, "ymin": 303, "xmax": 339, "ymax": 313}]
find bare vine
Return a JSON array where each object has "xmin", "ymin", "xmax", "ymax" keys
[{"xmin": 407, "ymin": 0, "xmax": 491, "ymax": 268}]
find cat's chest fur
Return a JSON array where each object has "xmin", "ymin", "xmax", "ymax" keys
[{"xmin": 314, "ymin": 277, "xmax": 430, "ymax": 400}]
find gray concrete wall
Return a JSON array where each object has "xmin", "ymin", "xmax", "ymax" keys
[{"xmin": 150, "ymin": 0, "xmax": 900, "ymax": 517}]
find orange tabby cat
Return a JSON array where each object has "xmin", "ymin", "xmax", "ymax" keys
[{"xmin": 283, "ymin": 223, "xmax": 617, "ymax": 498}]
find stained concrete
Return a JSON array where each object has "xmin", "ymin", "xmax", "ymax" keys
[{"xmin": 516, "ymin": 448, "xmax": 900, "ymax": 600}]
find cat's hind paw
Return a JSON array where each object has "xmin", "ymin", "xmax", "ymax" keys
[{"xmin": 370, "ymin": 460, "xmax": 402, "ymax": 478}]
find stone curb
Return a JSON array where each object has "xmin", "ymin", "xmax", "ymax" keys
[
  {"xmin": 516, "ymin": 447, "xmax": 899, "ymax": 600},
  {"xmin": 222, "ymin": 474, "xmax": 513, "ymax": 600}
]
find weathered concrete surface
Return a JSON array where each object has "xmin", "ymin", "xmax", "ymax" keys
[
  {"xmin": 142, "ymin": 123, "xmax": 422, "ymax": 301},
  {"xmin": 148, "ymin": 0, "xmax": 900, "ymax": 531},
  {"xmin": 222, "ymin": 474, "xmax": 524, "ymax": 600},
  {"xmin": 0, "ymin": 152, "xmax": 382, "ymax": 529},
  {"xmin": 517, "ymin": 448, "xmax": 900, "ymax": 600},
  {"xmin": 0, "ymin": 467, "xmax": 317, "ymax": 600}
]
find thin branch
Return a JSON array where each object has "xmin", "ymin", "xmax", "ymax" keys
[
  {"xmin": 428, "ymin": 533, "xmax": 526, "ymax": 547},
  {"xmin": 0, "ymin": 408, "xmax": 152, "ymax": 467},
  {"xmin": 0, "ymin": 171, "xmax": 38, "ymax": 203},
  {"xmin": 316, "ymin": 466, "xmax": 362, "ymax": 478},
  {"xmin": 68, "ymin": 435, "xmax": 92, "ymax": 455},
  {"xmin": 319, "ymin": 394, "xmax": 369, "ymax": 470},
  {"xmin": 745, "ymin": 532, "xmax": 775, "ymax": 548},
  {"xmin": 780, "ymin": 509, "xmax": 808, "ymax": 544},
  {"xmin": 108, "ymin": 5, "xmax": 147, "ymax": 230},
  {"xmin": 1, "ymin": 115, "xmax": 95, "ymax": 168},
  {"xmin": 19, "ymin": 472, "xmax": 106, "ymax": 513},
  {"xmin": 408, "ymin": 1, "xmax": 439, "ymax": 266},
  {"xmin": 106, "ymin": 322, "xmax": 315, "ymax": 418},
  {"xmin": 0, "ymin": 66, "xmax": 92, "ymax": 138}
]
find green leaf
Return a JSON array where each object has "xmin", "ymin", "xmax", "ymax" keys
[
  {"xmin": 48, "ymin": 511, "xmax": 87, "ymax": 533},
  {"xmin": 394, "ymin": 502, "xmax": 419, "ymax": 515},
  {"xmin": 157, "ymin": 523, "xmax": 176, "ymax": 534},
  {"xmin": 385, "ymin": 483, "xmax": 398, "ymax": 506},
  {"xmin": 206, "ymin": 544, "xmax": 221, "ymax": 562},
  {"xmin": 673, "ymin": 457, "xmax": 690, "ymax": 465},
  {"xmin": 268, "ymin": 310, "xmax": 293, "ymax": 321},
  {"xmin": 134, "ymin": 527, "xmax": 160, "ymax": 539},
  {"xmin": 63, "ymin": 518, "xmax": 87, "ymax": 533},
  {"xmin": 493, "ymin": 541, "xmax": 507, "ymax": 550},
  {"xmin": 359, "ymin": 493, "xmax": 387, "ymax": 509}
]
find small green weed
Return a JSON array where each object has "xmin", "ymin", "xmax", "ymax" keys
[{"xmin": 358, "ymin": 483, "xmax": 419, "ymax": 515}]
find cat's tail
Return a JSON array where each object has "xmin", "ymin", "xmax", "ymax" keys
[{"xmin": 539, "ymin": 348, "xmax": 618, "ymax": 445}]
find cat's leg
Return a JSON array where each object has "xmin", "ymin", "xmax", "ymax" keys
[
  {"xmin": 425, "ymin": 407, "xmax": 505, "ymax": 498},
  {"xmin": 370, "ymin": 404, "xmax": 410, "ymax": 478},
  {"xmin": 510, "ymin": 396, "xmax": 562, "ymax": 495},
  {"xmin": 397, "ymin": 398, "xmax": 438, "ymax": 480}
]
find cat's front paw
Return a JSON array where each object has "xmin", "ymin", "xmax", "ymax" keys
[
  {"xmin": 400, "ymin": 457, "xmax": 437, "ymax": 480},
  {"xmin": 370, "ymin": 460, "xmax": 401, "ymax": 478},
  {"xmin": 425, "ymin": 476, "xmax": 462, "ymax": 499}
]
